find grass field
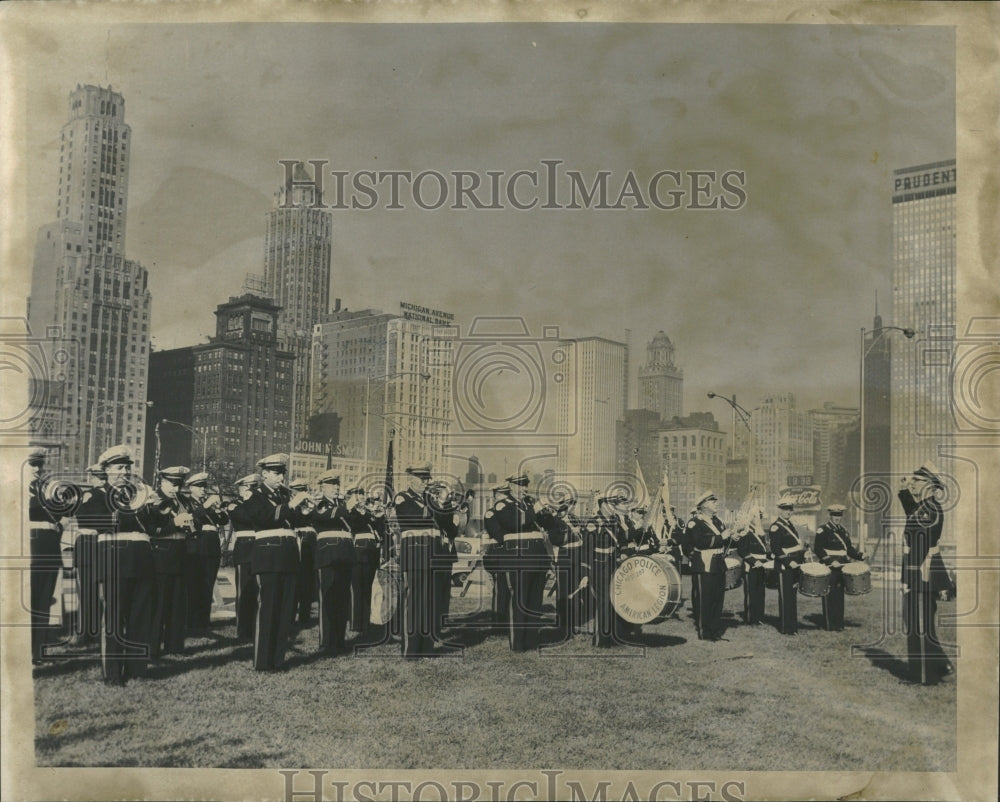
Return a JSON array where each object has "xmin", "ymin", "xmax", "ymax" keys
[{"xmin": 33, "ymin": 574, "xmax": 956, "ymax": 771}]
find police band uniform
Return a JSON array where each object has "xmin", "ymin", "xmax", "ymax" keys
[
  {"xmin": 243, "ymin": 454, "xmax": 306, "ymax": 671},
  {"xmin": 228, "ymin": 474, "xmax": 260, "ymax": 640},
  {"xmin": 899, "ymin": 463, "xmax": 953, "ymax": 685},
  {"xmin": 482, "ymin": 486, "xmax": 513, "ymax": 628},
  {"xmin": 349, "ymin": 494, "xmax": 384, "ymax": 634},
  {"xmin": 536, "ymin": 498, "xmax": 587, "ymax": 641},
  {"xmin": 148, "ymin": 466, "xmax": 194, "ymax": 657},
  {"xmin": 812, "ymin": 504, "xmax": 864, "ymax": 632},
  {"xmin": 584, "ymin": 497, "xmax": 627, "ymax": 648},
  {"xmin": 310, "ymin": 474, "xmax": 355, "ymax": 655},
  {"xmin": 427, "ymin": 481, "xmax": 462, "ymax": 644},
  {"xmin": 392, "ymin": 464, "xmax": 440, "ymax": 658},
  {"xmin": 93, "ymin": 446, "xmax": 156, "ymax": 685},
  {"xmin": 769, "ymin": 501, "xmax": 805, "ymax": 636},
  {"xmin": 27, "ymin": 449, "xmax": 64, "ymax": 663},
  {"xmin": 686, "ymin": 492, "xmax": 730, "ymax": 641},
  {"xmin": 494, "ymin": 474, "xmax": 550, "ymax": 652},
  {"xmin": 289, "ymin": 478, "xmax": 318, "ymax": 624},
  {"xmin": 185, "ymin": 472, "xmax": 226, "ymax": 632},
  {"xmin": 736, "ymin": 514, "xmax": 770, "ymax": 626},
  {"xmin": 70, "ymin": 464, "xmax": 106, "ymax": 645}
]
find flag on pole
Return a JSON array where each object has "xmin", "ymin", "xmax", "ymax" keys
[{"xmin": 383, "ymin": 430, "xmax": 395, "ymax": 504}]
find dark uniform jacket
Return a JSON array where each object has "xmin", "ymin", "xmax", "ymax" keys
[
  {"xmin": 737, "ymin": 527, "xmax": 771, "ymax": 569},
  {"xmin": 813, "ymin": 521, "xmax": 862, "ymax": 567},
  {"xmin": 191, "ymin": 501, "xmax": 227, "ymax": 557},
  {"xmin": 243, "ymin": 484, "xmax": 303, "ymax": 574},
  {"xmin": 228, "ymin": 497, "xmax": 257, "ymax": 564},
  {"xmin": 311, "ymin": 498, "xmax": 355, "ymax": 567},
  {"xmin": 393, "ymin": 488, "xmax": 438, "ymax": 532},
  {"xmin": 898, "ymin": 489, "xmax": 946, "ymax": 592},
  {"xmin": 348, "ymin": 507, "xmax": 381, "ymax": 563},
  {"xmin": 685, "ymin": 514, "xmax": 728, "ymax": 573},
  {"xmin": 147, "ymin": 494, "xmax": 190, "ymax": 574},
  {"xmin": 85, "ymin": 482, "xmax": 157, "ymax": 580},
  {"xmin": 583, "ymin": 513, "xmax": 622, "ymax": 565},
  {"xmin": 28, "ymin": 478, "xmax": 64, "ymax": 530},
  {"xmin": 769, "ymin": 517, "xmax": 805, "ymax": 571}
]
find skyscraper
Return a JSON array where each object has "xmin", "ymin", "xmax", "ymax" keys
[
  {"xmin": 310, "ymin": 306, "xmax": 454, "ymax": 482},
  {"xmin": 638, "ymin": 331, "xmax": 683, "ymax": 421},
  {"xmin": 891, "ymin": 160, "xmax": 956, "ymax": 486},
  {"xmin": 750, "ymin": 393, "xmax": 813, "ymax": 511},
  {"xmin": 555, "ymin": 337, "xmax": 628, "ymax": 492},
  {"xmin": 656, "ymin": 413, "xmax": 727, "ymax": 516},
  {"xmin": 263, "ymin": 164, "xmax": 333, "ymax": 440},
  {"xmin": 28, "ymin": 85, "xmax": 151, "ymax": 471}
]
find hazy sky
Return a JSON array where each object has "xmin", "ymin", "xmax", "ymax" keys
[{"xmin": 17, "ymin": 22, "xmax": 954, "ymax": 416}]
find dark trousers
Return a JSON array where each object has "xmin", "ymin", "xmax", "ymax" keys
[
  {"xmin": 253, "ymin": 571, "xmax": 296, "ymax": 671},
  {"xmin": 73, "ymin": 534, "xmax": 100, "ymax": 640},
  {"xmin": 506, "ymin": 542, "xmax": 548, "ymax": 652},
  {"xmin": 743, "ymin": 567, "xmax": 766, "ymax": 625},
  {"xmin": 431, "ymin": 559, "xmax": 454, "ymax": 642},
  {"xmin": 776, "ymin": 569, "xmax": 798, "ymax": 635},
  {"xmin": 186, "ymin": 553, "xmax": 220, "ymax": 630},
  {"xmin": 100, "ymin": 576, "xmax": 154, "ymax": 684},
  {"xmin": 690, "ymin": 572, "xmax": 701, "ymax": 628},
  {"xmin": 151, "ymin": 571, "xmax": 186, "ymax": 657},
  {"xmin": 695, "ymin": 572, "xmax": 725, "ymax": 639},
  {"xmin": 555, "ymin": 551, "xmax": 589, "ymax": 639},
  {"xmin": 904, "ymin": 588, "xmax": 950, "ymax": 685},
  {"xmin": 317, "ymin": 562, "xmax": 353, "ymax": 654},
  {"xmin": 296, "ymin": 532, "xmax": 317, "ymax": 622},
  {"xmin": 351, "ymin": 555, "xmax": 378, "ymax": 632},
  {"xmin": 821, "ymin": 569, "xmax": 845, "ymax": 631},
  {"xmin": 233, "ymin": 542, "xmax": 257, "ymax": 640},
  {"xmin": 590, "ymin": 558, "xmax": 620, "ymax": 648},
  {"xmin": 30, "ymin": 528, "xmax": 62, "ymax": 661},
  {"xmin": 400, "ymin": 536, "xmax": 435, "ymax": 658}
]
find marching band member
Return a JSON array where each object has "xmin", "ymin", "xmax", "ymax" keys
[
  {"xmin": 70, "ymin": 464, "xmax": 107, "ymax": 646},
  {"xmin": 310, "ymin": 475, "xmax": 355, "ymax": 656},
  {"xmin": 813, "ymin": 504, "xmax": 864, "ymax": 632},
  {"xmin": 584, "ymin": 495, "xmax": 626, "ymax": 648},
  {"xmin": 899, "ymin": 463, "xmax": 953, "ymax": 685},
  {"xmin": 185, "ymin": 472, "xmax": 226, "ymax": 633},
  {"xmin": 289, "ymin": 477, "xmax": 318, "ymax": 624},
  {"xmin": 349, "ymin": 494, "xmax": 384, "ymax": 635},
  {"xmin": 493, "ymin": 473, "xmax": 550, "ymax": 652},
  {"xmin": 228, "ymin": 473, "xmax": 260, "ymax": 640},
  {"xmin": 736, "ymin": 510, "xmax": 770, "ymax": 626},
  {"xmin": 426, "ymin": 480, "xmax": 463, "ymax": 646},
  {"xmin": 27, "ymin": 449, "xmax": 63, "ymax": 663},
  {"xmin": 392, "ymin": 464, "xmax": 439, "ymax": 658},
  {"xmin": 91, "ymin": 445, "xmax": 156, "ymax": 685},
  {"xmin": 686, "ymin": 492, "xmax": 730, "ymax": 641},
  {"xmin": 482, "ymin": 486, "xmax": 513, "ymax": 627},
  {"xmin": 148, "ymin": 466, "xmax": 194, "ymax": 657},
  {"xmin": 769, "ymin": 499, "xmax": 805, "ymax": 636},
  {"xmin": 536, "ymin": 496, "xmax": 587, "ymax": 641},
  {"xmin": 243, "ymin": 453, "xmax": 308, "ymax": 671}
]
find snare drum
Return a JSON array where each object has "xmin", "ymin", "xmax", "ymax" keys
[
  {"xmin": 723, "ymin": 555, "xmax": 744, "ymax": 591},
  {"xmin": 371, "ymin": 561, "xmax": 401, "ymax": 625},
  {"xmin": 841, "ymin": 561, "xmax": 872, "ymax": 595},
  {"xmin": 798, "ymin": 562, "xmax": 832, "ymax": 597},
  {"xmin": 611, "ymin": 553, "xmax": 683, "ymax": 624}
]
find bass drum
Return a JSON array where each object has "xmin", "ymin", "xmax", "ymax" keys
[
  {"xmin": 371, "ymin": 560, "xmax": 402, "ymax": 626},
  {"xmin": 611, "ymin": 553, "xmax": 683, "ymax": 624}
]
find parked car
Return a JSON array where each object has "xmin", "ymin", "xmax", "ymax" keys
[{"xmin": 452, "ymin": 534, "xmax": 486, "ymax": 585}]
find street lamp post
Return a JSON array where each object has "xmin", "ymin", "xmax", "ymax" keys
[
  {"xmin": 859, "ymin": 324, "xmax": 915, "ymax": 552},
  {"xmin": 159, "ymin": 418, "xmax": 208, "ymax": 472},
  {"xmin": 362, "ymin": 371, "xmax": 431, "ymax": 479},
  {"xmin": 708, "ymin": 389, "xmax": 753, "ymax": 488}
]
